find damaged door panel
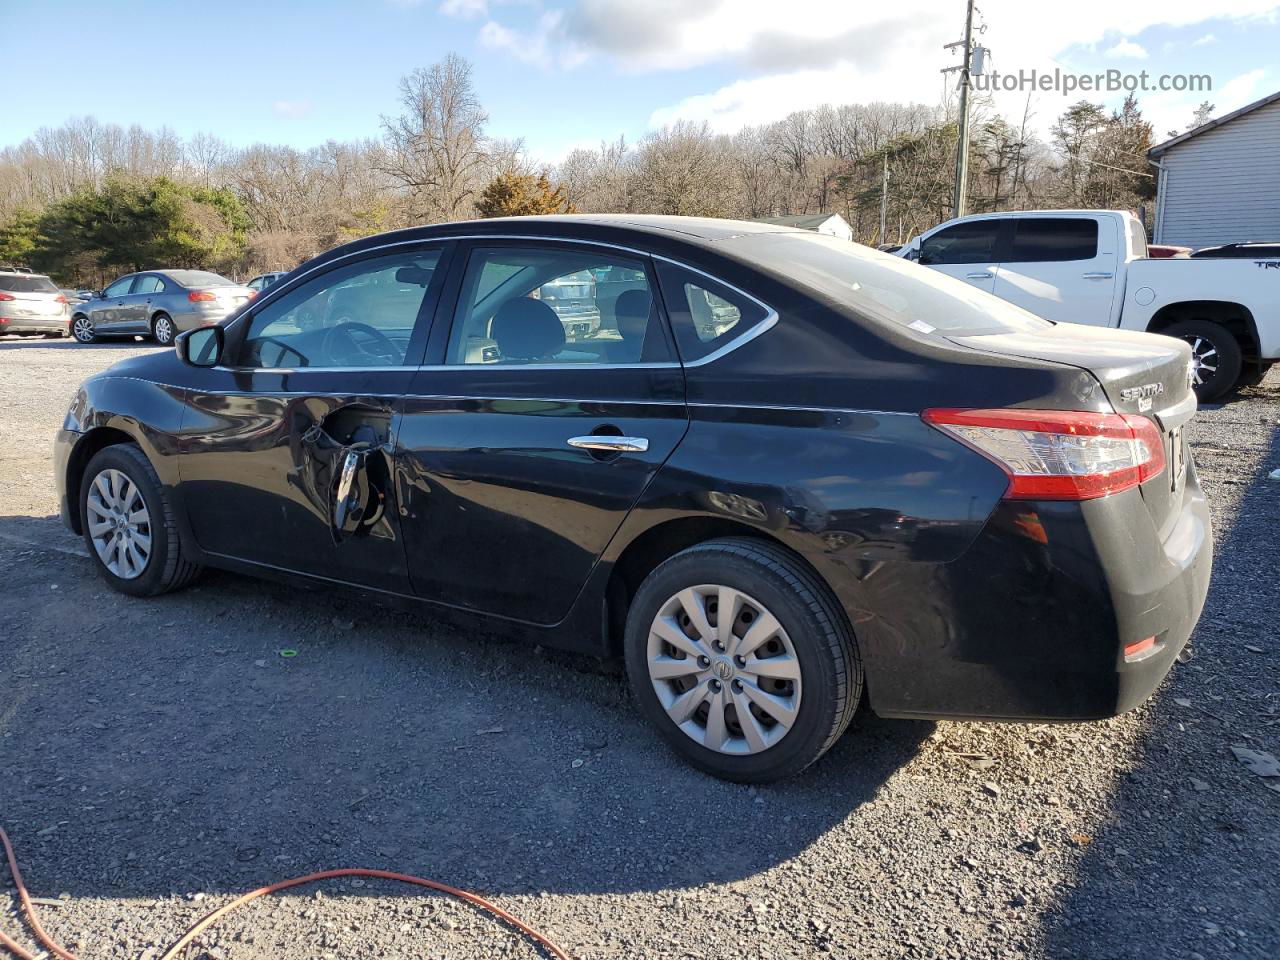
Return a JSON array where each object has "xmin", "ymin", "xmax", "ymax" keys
[
  {"xmin": 179, "ymin": 389, "xmax": 415, "ymax": 592},
  {"xmin": 175, "ymin": 241, "xmax": 454, "ymax": 593}
]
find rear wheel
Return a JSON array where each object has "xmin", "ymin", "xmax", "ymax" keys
[
  {"xmin": 72, "ymin": 314, "xmax": 96, "ymax": 344},
  {"xmin": 1164, "ymin": 318, "xmax": 1242, "ymax": 402},
  {"xmin": 624, "ymin": 537, "xmax": 861, "ymax": 782},
  {"xmin": 80, "ymin": 444, "xmax": 202, "ymax": 597},
  {"xmin": 152, "ymin": 312, "xmax": 175, "ymax": 346}
]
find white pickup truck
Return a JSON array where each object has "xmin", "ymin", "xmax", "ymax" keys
[{"xmin": 897, "ymin": 209, "xmax": 1280, "ymax": 400}]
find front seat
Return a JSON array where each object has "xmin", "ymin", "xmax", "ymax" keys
[
  {"xmin": 491, "ymin": 297, "xmax": 566, "ymax": 362},
  {"xmin": 610, "ymin": 288, "xmax": 652, "ymax": 362}
]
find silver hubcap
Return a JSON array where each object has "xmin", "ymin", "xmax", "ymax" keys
[
  {"xmin": 1184, "ymin": 335, "xmax": 1218, "ymax": 385},
  {"xmin": 86, "ymin": 468, "xmax": 152, "ymax": 579},
  {"xmin": 73, "ymin": 317, "xmax": 93, "ymax": 341},
  {"xmin": 155, "ymin": 317, "xmax": 171, "ymax": 342},
  {"xmin": 646, "ymin": 585, "xmax": 802, "ymax": 755}
]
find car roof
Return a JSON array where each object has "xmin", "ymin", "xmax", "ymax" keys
[{"xmin": 0, "ymin": 270, "xmax": 52, "ymax": 279}]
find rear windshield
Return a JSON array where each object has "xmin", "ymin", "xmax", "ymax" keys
[
  {"xmin": 165, "ymin": 270, "xmax": 234, "ymax": 287},
  {"xmin": 0, "ymin": 274, "xmax": 58, "ymax": 293},
  {"xmin": 731, "ymin": 231, "xmax": 1054, "ymax": 336}
]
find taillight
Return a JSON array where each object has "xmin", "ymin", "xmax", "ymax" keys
[
  {"xmin": 0, "ymin": 293, "xmax": 14, "ymax": 301},
  {"xmin": 246, "ymin": 289, "xmax": 258, "ymax": 299},
  {"xmin": 188, "ymin": 291, "xmax": 217, "ymax": 302},
  {"xmin": 55, "ymin": 294, "xmax": 69, "ymax": 304},
  {"xmin": 923, "ymin": 408, "xmax": 1165, "ymax": 501}
]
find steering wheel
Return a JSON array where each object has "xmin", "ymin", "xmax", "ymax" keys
[{"xmin": 320, "ymin": 321, "xmax": 400, "ymax": 365}]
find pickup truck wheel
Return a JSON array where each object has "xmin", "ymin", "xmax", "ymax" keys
[{"xmin": 1164, "ymin": 319, "xmax": 1242, "ymax": 402}]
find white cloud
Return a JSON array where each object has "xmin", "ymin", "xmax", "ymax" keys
[
  {"xmin": 272, "ymin": 100, "xmax": 313, "ymax": 119},
  {"xmin": 479, "ymin": 9, "xmax": 586, "ymax": 68},
  {"xmin": 1192, "ymin": 32, "xmax": 1218, "ymax": 45},
  {"xmin": 1105, "ymin": 39, "xmax": 1149, "ymax": 59},
  {"xmin": 439, "ymin": 0, "xmax": 488, "ymax": 16},
  {"xmin": 1218, "ymin": 66, "xmax": 1267, "ymax": 105}
]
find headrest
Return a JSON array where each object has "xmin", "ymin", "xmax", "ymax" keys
[
  {"xmin": 491, "ymin": 297, "xmax": 566, "ymax": 360},
  {"xmin": 614, "ymin": 289, "xmax": 651, "ymax": 342}
]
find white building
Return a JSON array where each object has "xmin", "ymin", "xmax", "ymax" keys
[
  {"xmin": 1148, "ymin": 90, "xmax": 1280, "ymax": 249},
  {"xmin": 755, "ymin": 213, "xmax": 854, "ymax": 242}
]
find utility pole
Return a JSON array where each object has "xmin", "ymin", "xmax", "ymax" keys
[
  {"xmin": 942, "ymin": 0, "xmax": 977, "ymax": 219},
  {"xmin": 879, "ymin": 152, "xmax": 889, "ymax": 243}
]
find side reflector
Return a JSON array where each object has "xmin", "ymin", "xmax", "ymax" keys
[{"xmin": 1124, "ymin": 636, "xmax": 1157, "ymax": 660}]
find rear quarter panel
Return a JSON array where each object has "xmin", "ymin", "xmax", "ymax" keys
[{"xmin": 1123, "ymin": 258, "xmax": 1280, "ymax": 358}]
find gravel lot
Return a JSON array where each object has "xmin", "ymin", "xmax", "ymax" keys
[{"xmin": 2, "ymin": 334, "xmax": 1278, "ymax": 960}]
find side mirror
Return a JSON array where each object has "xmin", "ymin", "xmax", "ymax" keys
[
  {"xmin": 176, "ymin": 324, "xmax": 223, "ymax": 367},
  {"xmin": 905, "ymin": 247, "xmax": 924, "ymax": 263}
]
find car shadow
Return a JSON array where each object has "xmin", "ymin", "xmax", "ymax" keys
[
  {"xmin": 0, "ymin": 336, "xmax": 156, "ymax": 351},
  {"xmin": 0, "ymin": 512, "xmax": 931, "ymax": 905},
  {"xmin": 1039, "ymin": 406, "xmax": 1280, "ymax": 957}
]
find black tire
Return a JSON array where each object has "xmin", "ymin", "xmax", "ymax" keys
[
  {"xmin": 1237, "ymin": 361, "xmax": 1274, "ymax": 390},
  {"xmin": 72, "ymin": 314, "xmax": 96, "ymax": 344},
  {"xmin": 152, "ymin": 312, "xmax": 175, "ymax": 346},
  {"xmin": 1164, "ymin": 318, "xmax": 1242, "ymax": 402},
  {"xmin": 79, "ymin": 444, "xmax": 202, "ymax": 597},
  {"xmin": 624, "ymin": 537, "xmax": 862, "ymax": 782}
]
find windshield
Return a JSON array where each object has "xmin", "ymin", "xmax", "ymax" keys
[
  {"xmin": 731, "ymin": 231, "xmax": 1055, "ymax": 336},
  {"xmin": 0, "ymin": 274, "xmax": 58, "ymax": 293},
  {"xmin": 166, "ymin": 270, "xmax": 235, "ymax": 288}
]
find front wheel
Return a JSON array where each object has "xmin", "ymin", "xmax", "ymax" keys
[
  {"xmin": 1164, "ymin": 318, "xmax": 1242, "ymax": 402},
  {"xmin": 80, "ymin": 444, "xmax": 202, "ymax": 597},
  {"xmin": 152, "ymin": 312, "xmax": 175, "ymax": 345},
  {"xmin": 72, "ymin": 315, "xmax": 96, "ymax": 344},
  {"xmin": 624, "ymin": 538, "xmax": 862, "ymax": 782}
]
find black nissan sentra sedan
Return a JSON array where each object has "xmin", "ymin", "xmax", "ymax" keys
[{"xmin": 54, "ymin": 215, "xmax": 1212, "ymax": 782}]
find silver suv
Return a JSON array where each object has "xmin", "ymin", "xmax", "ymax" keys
[{"xmin": 0, "ymin": 271, "xmax": 69, "ymax": 338}]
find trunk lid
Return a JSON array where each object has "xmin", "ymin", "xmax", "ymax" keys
[
  {"xmin": 203, "ymin": 285, "xmax": 255, "ymax": 309},
  {"xmin": 948, "ymin": 323, "xmax": 1195, "ymax": 539}
]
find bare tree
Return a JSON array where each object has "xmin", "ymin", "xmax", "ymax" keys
[{"xmin": 379, "ymin": 53, "xmax": 489, "ymax": 223}]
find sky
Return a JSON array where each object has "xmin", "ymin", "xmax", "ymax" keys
[{"xmin": 3, "ymin": 0, "xmax": 1279, "ymax": 162}]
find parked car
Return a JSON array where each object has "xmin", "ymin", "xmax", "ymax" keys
[
  {"xmin": 246, "ymin": 271, "xmax": 288, "ymax": 293},
  {"xmin": 1189, "ymin": 241, "xmax": 1280, "ymax": 259},
  {"xmin": 0, "ymin": 271, "xmax": 69, "ymax": 338},
  {"xmin": 535, "ymin": 270, "xmax": 601, "ymax": 340},
  {"xmin": 55, "ymin": 215, "xmax": 1212, "ymax": 782},
  {"xmin": 897, "ymin": 210, "xmax": 1280, "ymax": 400},
  {"xmin": 70, "ymin": 269, "xmax": 255, "ymax": 346}
]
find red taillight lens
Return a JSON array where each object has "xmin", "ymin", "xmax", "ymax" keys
[
  {"xmin": 923, "ymin": 408, "xmax": 1166, "ymax": 501},
  {"xmin": 188, "ymin": 291, "xmax": 217, "ymax": 302},
  {"xmin": 246, "ymin": 289, "xmax": 258, "ymax": 299},
  {"xmin": 0, "ymin": 292, "xmax": 14, "ymax": 302},
  {"xmin": 55, "ymin": 294, "xmax": 69, "ymax": 304}
]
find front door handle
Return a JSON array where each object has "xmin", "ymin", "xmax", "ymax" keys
[
  {"xmin": 568, "ymin": 435, "xmax": 649, "ymax": 453},
  {"xmin": 965, "ymin": 271, "xmax": 993, "ymax": 280},
  {"xmin": 1082, "ymin": 272, "xmax": 1114, "ymax": 280}
]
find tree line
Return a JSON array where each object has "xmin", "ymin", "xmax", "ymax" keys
[{"xmin": 0, "ymin": 52, "xmax": 1167, "ymax": 285}]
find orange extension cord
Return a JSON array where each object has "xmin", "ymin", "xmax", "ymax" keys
[{"xmin": 1, "ymin": 826, "xmax": 572, "ymax": 960}]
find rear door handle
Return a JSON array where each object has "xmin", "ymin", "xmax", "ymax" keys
[
  {"xmin": 965, "ymin": 271, "xmax": 993, "ymax": 280},
  {"xmin": 568, "ymin": 435, "xmax": 649, "ymax": 453},
  {"xmin": 1082, "ymin": 272, "xmax": 1114, "ymax": 280}
]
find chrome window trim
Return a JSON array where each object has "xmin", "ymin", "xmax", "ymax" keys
[{"xmin": 232, "ymin": 233, "xmax": 777, "ymax": 373}]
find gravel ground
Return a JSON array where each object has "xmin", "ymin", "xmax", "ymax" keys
[{"xmin": 1, "ymin": 334, "xmax": 1278, "ymax": 960}]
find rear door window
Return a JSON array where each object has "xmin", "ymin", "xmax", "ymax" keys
[
  {"xmin": 133, "ymin": 276, "xmax": 164, "ymax": 295},
  {"xmin": 445, "ymin": 245, "xmax": 670, "ymax": 366},
  {"xmin": 1005, "ymin": 218, "xmax": 1099, "ymax": 262},
  {"xmin": 919, "ymin": 221, "xmax": 1000, "ymax": 265}
]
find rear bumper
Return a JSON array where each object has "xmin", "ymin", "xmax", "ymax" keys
[
  {"xmin": 0, "ymin": 315, "xmax": 67, "ymax": 334},
  {"xmin": 859, "ymin": 465, "xmax": 1213, "ymax": 721}
]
